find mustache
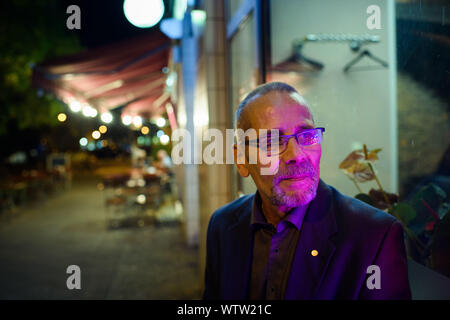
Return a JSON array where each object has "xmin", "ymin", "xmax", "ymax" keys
[{"xmin": 274, "ymin": 161, "xmax": 316, "ymax": 183}]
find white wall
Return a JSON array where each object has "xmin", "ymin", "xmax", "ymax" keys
[{"xmin": 269, "ymin": 0, "xmax": 398, "ymax": 196}]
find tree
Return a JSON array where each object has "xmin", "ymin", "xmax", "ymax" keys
[{"xmin": 0, "ymin": 0, "xmax": 82, "ymax": 139}]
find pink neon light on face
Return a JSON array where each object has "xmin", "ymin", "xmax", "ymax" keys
[{"xmin": 242, "ymin": 91, "xmax": 321, "ymax": 210}]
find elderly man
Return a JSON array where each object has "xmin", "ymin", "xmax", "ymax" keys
[{"xmin": 203, "ymin": 82, "xmax": 411, "ymax": 300}]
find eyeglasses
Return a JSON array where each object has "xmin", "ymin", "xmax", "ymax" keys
[{"xmin": 245, "ymin": 127, "xmax": 325, "ymax": 156}]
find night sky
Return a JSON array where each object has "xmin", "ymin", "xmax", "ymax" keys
[{"xmin": 61, "ymin": 0, "xmax": 174, "ymax": 48}]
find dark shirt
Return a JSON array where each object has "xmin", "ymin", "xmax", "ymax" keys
[{"xmin": 249, "ymin": 193, "xmax": 308, "ymax": 300}]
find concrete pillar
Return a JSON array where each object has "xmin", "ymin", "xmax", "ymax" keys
[{"xmin": 198, "ymin": 0, "xmax": 233, "ymax": 292}]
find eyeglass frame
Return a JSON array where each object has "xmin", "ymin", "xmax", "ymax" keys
[{"xmin": 243, "ymin": 127, "xmax": 325, "ymax": 156}]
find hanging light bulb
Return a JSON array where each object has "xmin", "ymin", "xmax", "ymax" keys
[
  {"xmin": 101, "ymin": 112, "xmax": 113, "ymax": 123},
  {"xmin": 57, "ymin": 113, "xmax": 67, "ymax": 122},
  {"xmin": 79, "ymin": 137, "xmax": 88, "ymax": 147},
  {"xmin": 160, "ymin": 134, "xmax": 170, "ymax": 145},
  {"xmin": 123, "ymin": 0, "xmax": 165, "ymax": 28},
  {"xmin": 132, "ymin": 116, "xmax": 143, "ymax": 128},
  {"xmin": 156, "ymin": 117, "xmax": 166, "ymax": 127},
  {"xmin": 82, "ymin": 105, "xmax": 97, "ymax": 118},
  {"xmin": 122, "ymin": 115, "xmax": 132, "ymax": 126},
  {"xmin": 92, "ymin": 130, "xmax": 101, "ymax": 140},
  {"xmin": 99, "ymin": 125, "xmax": 108, "ymax": 134},
  {"xmin": 69, "ymin": 100, "xmax": 81, "ymax": 112}
]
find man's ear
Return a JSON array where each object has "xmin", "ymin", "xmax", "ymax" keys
[{"xmin": 234, "ymin": 144, "xmax": 249, "ymax": 177}]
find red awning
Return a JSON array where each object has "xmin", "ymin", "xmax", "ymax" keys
[{"xmin": 32, "ymin": 31, "xmax": 171, "ymax": 117}]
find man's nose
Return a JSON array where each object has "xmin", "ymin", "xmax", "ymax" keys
[{"xmin": 283, "ymin": 137, "xmax": 307, "ymax": 165}]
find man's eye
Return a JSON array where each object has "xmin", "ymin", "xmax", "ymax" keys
[{"xmin": 300, "ymin": 132, "xmax": 319, "ymax": 145}]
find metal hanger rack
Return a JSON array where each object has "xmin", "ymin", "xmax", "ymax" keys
[{"xmin": 275, "ymin": 34, "xmax": 388, "ymax": 73}]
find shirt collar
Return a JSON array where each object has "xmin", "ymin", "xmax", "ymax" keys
[{"xmin": 251, "ymin": 191, "xmax": 308, "ymax": 232}]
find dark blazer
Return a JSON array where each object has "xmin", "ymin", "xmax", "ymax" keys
[{"xmin": 203, "ymin": 179, "xmax": 412, "ymax": 300}]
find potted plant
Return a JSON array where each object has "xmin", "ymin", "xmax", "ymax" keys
[{"xmin": 339, "ymin": 145, "xmax": 450, "ymax": 277}]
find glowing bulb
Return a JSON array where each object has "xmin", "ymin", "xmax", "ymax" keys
[
  {"xmin": 137, "ymin": 179, "xmax": 145, "ymax": 187},
  {"xmin": 79, "ymin": 137, "xmax": 88, "ymax": 146},
  {"xmin": 141, "ymin": 126, "xmax": 149, "ymax": 135},
  {"xmin": 136, "ymin": 194, "xmax": 146, "ymax": 204},
  {"xmin": 101, "ymin": 112, "xmax": 113, "ymax": 123},
  {"xmin": 156, "ymin": 117, "xmax": 166, "ymax": 127},
  {"xmin": 87, "ymin": 142, "xmax": 95, "ymax": 151},
  {"xmin": 90, "ymin": 108, "xmax": 98, "ymax": 118},
  {"xmin": 82, "ymin": 107, "xmax": 90, "ymax": 117},
  {"xmin": 160, "ymin": 134, "xmax": 170, "ymax": 145},
  {"xmin": 137, "ymin": 136, "xmax": 145, "ymax": 145},
  {"xmin": 156, "ymin": 130, "xmax": 164, "ymax": 138},
  {"xmin": 82, "ymin": 105, "xmax": 97, "ymax": 118},
  {"xmin": 69, "ymin": 101, "xmax": 81, "ymax": 112},
  {"xmin": 122, "ymin": 115, "xmax": 132, "ymax": 125},
  {"xmin": 123, "ymin": 0, "xmax": 165, "ymax": 28},
  {"xmin": 57, "ymin": 113, "xmax": 67, "ymax": 122},
  {"xmin": 92, "ymin": 130, "xmax": 101, "ymax": 140},
  {"xmin": 191, "ymin": 10, "xmax": 206, "ymax": 26},
  {"xmin": 99, "ymin": 125, "xmax": 107, "ymax": 134},
  {"xmin": 165, "ymin": 72, "xmax": 176, "ymax": 86},
  {"xmin": 132, "ymin": 116, "xmax": 143, "ymax": 128}
]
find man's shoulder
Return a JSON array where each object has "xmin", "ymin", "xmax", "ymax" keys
[
  {"xmin": 330, "ymin": 185, "xmax": 398, "ymax": 235},
  {"xmin": 209, "ymin": 194, "xmax": 254, "ymax": 228}
]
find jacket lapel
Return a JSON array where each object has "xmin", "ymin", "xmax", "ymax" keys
[
  {"xmin": 222, "ymin": 196, "xmax": 254, "ymax": 299},
  {"xmin": 222, "ymin": 180, "xmax": 338, "ymax": 300},
  {"xmin": 285, "ymin": 180, "xmax": 338, "ymax": 299}
]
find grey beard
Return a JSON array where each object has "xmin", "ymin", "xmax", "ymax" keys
[
  {"xmin": 269, "ymin": 162, "xmax": 319, "ymax": 207},
  {"xmin": 270, "ymin": 176, "xmax": 318, "ymax": 207}
]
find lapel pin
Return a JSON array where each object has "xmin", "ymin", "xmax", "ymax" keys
[{"xmin": 311, "ymin": 250, "xmax": 318, "ymax": 257}]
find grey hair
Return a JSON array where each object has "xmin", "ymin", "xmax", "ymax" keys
[{"xmin": 235, "ymin": 82, "xmax": 312, "ymax": 130}]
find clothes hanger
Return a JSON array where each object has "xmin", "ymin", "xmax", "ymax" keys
[
  {"xmin": 272, "ymin": 34, "xmax": 386, "ymax": 73},
  {"xmin": 290, "ymin": 39, "xmax": 325, "ymax": 70},
  {"xmin": 271, "ymin": 38, "xmax": 324, "ymax": 73},
  {"xmin": 343, "ymin": 40, "xmax": 388, "ymax": 73}
]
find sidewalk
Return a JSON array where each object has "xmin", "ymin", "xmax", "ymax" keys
[{"xmin": 0, "ymin": 175, "xmax": 201, "ymax": 299}]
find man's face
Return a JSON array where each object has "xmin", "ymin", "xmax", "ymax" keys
[{"xmin": 236, "ymin": 91, "xmax": 322, "ymax": 210}]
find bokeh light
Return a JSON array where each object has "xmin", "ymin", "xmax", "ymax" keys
[
  {"xmin": 82, "ymin": 105, "xmax": 98, "ymax": 118},
  {"xmin": 101, "ymin": 112, "xmax": 113, "ymax": 123},
  {"xmin": 156, "ymin": 117, "xmax": 166, "ymax": 127},
  {"xmin": 57, "ymin": 113, "xmax": 67, "ymax": 122},
  {"xmin": 160, "ymin": 134, "xmax": 170, "ymax": 145},
  {"xmin": 92, "ymin": 130, "xmax": 101, "ymax": 140},
  {"xmin": 87, "ymin": 142, "xmax": 96, "ymax": 151},
  {"xmin": 69, "ymin": 100, "xmax": 81, "ymax": 112},
  {"xmin": 99, "ymin": 125, "xmax": 107, "ymax": 134},
  {"xmin": 136, "ymin": 194, "xmax": 146, "ymax": 204},
  {"xmin": 79, "ymin": 137, "xmax": 88, "ymax": 147},
  {"xmin": 132, "ymin": 116, "xmax": 143, "ymax": 128},
  {"xmin": 122, "ymin": 115, "xmax": 132, "ymax": 126},
  {"xmin": 123, "ymin": 0, "xmax": 165, "ymax": 28}
]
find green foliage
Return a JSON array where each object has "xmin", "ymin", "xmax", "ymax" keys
[
  {"xmin": 353, "ymin": 181, "xmax": 450, "ymax": 275},
  {"xmin": 0, "ymin": 0, "xmax": 82, "ymax": 137},
  {"xmin": 390, "ymin": 202, "xmax": 416, "ymax": 226},
  {"xmin": 407, "ymin": 183, "xmax": 448, "ymax": 234}
]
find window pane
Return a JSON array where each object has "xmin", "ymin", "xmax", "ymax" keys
[
  {"xmin": 268, "ymin": 0, "xmax": 398, "ymax": 196},
  {"xmin": 266, "ymin": 0, "xmax": 450, "ymax": 280}
]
